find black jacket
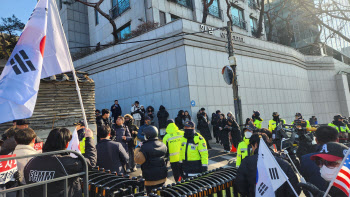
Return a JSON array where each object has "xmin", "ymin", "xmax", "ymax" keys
[
  {"xmin": 140, "ymin": 138, "xmax": 167, "ymax": 181},
  {"xmin": 112, "ymin": 125, "xmax": 132, "ymax": 152},
  {"xmin": 96, "ymin": 116, "xmax": 115, "ymax": 139},
  {"xmin": 110, "ymin": 104, "xmax": 122, "ymax": 118},
  {"xmin": 24, "ymin": 137, "xmax": 97, "ymax": 197},
  {"xmin": 175, "ymin": 110, "xmax": 185, "ymax": 130},
  {"xmin": 235, "ymin": 150, "xmax": 300, "ymax": 197},
  {"xmin": 96, "ymin": 139, "xmax": 129, "ymax": 173},
  {"xmin": 157, "ymin": 105, "xmax": 169, "ymax": 129}
]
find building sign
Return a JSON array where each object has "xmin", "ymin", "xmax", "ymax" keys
[{"xmin": 199, "ymin": 24, "xmax": 245, "ymax": 43}]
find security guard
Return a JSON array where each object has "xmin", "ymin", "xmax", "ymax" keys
[
  {"xmin": 252, "ymin": 111, "xmax": 263, "ymax": 129},
  {"xmin": 328, "ymin": 114, "xmax": 350, "ymax": 142},
  {"xmin": 268, "ymin": 112, "xmax": 286, "ymax": 132},
  {"xmin": 73, "ymin": 120, "xmax": 88, "ymax": 154},
  {"xmin": 236, "ymin": 127, "xmax": 253, "ymax": 167},
  {"xmin": 291, "ymin": 113, "xmax": 311, "ymax": 128},
  {"xmin": 163, "ymin": 119, "xmax": 184, "ymax": 182},
  {"xmin": 179, "ymin": 121, "xmax": 208, "ymax": 179}
]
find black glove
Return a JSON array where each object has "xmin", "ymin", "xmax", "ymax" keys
[
  {"xmin": 297, "ymin": 182, "xmax": 331, "ymax": 197},
  {"xmin": 202, "ymin": 165, "xmax": 208, "ymax": 173}
]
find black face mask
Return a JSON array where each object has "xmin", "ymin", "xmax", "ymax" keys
[
  {"xmin": 273, "ymin": 116, "xmax": 280, "ymax": 122},
  {"xmin": 184, "ymin": 129, "xmax": 195, "ymax": 139},
  {"xmin": 333, "ymin": 120, "xmax": 345, "ymax": 126}
]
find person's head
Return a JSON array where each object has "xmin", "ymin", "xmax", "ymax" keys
[
  {"xmin": 4, "ymin": 127, "xmax": 18, "ymax": 139},
  {"xmin": 16, "ymin": 119, "xmax": 30, "ymax": 130},
  {"xmin": 245, "ymin": 118, "xmax": 252, "ymax": 126},
  {"xmin": 185, "ymin": 111, "xmax": 189, "ymax": 116},
  {"xmin": 216, "ymin": 110, "xmax": 221, "ymax": 115},
  {"xmin": 315, "ymin": 126, "xmax": 339, "ymax": 145},
  {"xmin": 15, "ymin": 128, "xmax": 36, "ymax": 146},
  {"xmin": 227, "ymin": 118, "xmax": 233, "ymax": 126},
  {"xmin": 249, "ymin": 133, "xmax": 269, "ymax": 153},
  {"xmin": 124, "ymin": 114, "xmax": 133, "ymax": 122},
  {"xmin": 178, "ymin": 110, "xmax": 184, "ymax": 116},
  {"xmin": 43, "ymin": 128, "xmax": 72, "ymax": 152},
  {"xmin": 97, "ymin": 125, "xmax": 111, "ymax": 139},
  {"xmin": 295, "ymin": 113, "xmax": 302, "ymax": 120},
  {"xmin": 144, "ymin": 126, "xmax": 158, "ymax": 140},
  {"xmin": 244, "ymin": 126, "xmax": 254, "ymax": 139},
  {"xmin": 200, "ymin": 108, "xmax": 205, "ymax": 113},
  {"xmin": 147, "ymin": 106, "xmax": 153, "ymax": 112},
  {"xmin": 166, "ymin": 119, "xmax": 175, "ymax": 127},
  {"xmin": 272, "ymin": 112, "xmax": 279, "ymax": 120},
  {"xmin": 102, "ymin": 109, "xmax": 110, "ymax": 119},
  {"xmin": 114, "ymin": 100, "xmax": 118, "ymax": 105},
  {"xmin": 334, "ymin": 114, "xmax": 345, "ymax": 122},
  {"xmin": 253, "ymin": 111, "xmax": 260, "ymax": 117},
  {"xmin": 116, "ymin": 116, "xmax": 124, "ymax": 125},
  {"xmin": 159, "ymin": 105, "xmax": 165, "ymax": 111},
  {"xmin": 144, "ymin": 116, "xmax": 151, "ymax": 125},
  {"xmin": 311, "ymin": 142, "xmax": 348, "ymax": 182},
  {"xmin": 254, "ymin": 128, "xmax": 272, "ymax": 143},
  {"xmin": 73, "ymin": 120, "xmax": 85, "ymax": 131},
  {"xmin": 95, "ymin": 109, "xmax": 101, "ymax": 116},
  {"xmin": 12, "ymin": 120, "xmax": 16, "ymax": 126},
  {"xmin": 227, "ymin": 112, "xmax": 233, "ymax": 118},
  {"xmin": 184, "ymin": 121, "xmax": 195, "ymax": 130},
  {"xmin": 140, "ymin": 105, "xmax": 144, "ymax": 109},
  {"xmin": 135, "ymin": 101, "xmax": 139, "ymax": 107},
  {"xmin": 220, "ymin": 114, "xmax": 225, "ymax": 120}
]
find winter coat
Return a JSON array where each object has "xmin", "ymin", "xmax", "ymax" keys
[
  {"xmin": 13, "ymin": 144, "xmax": 38, "ymax": 184},
  {"xmin": 217, "ymin": 118, "xmax": 227, "ymax": 142},
  {"xmin": 112, "ymin": 125, "xmax": 132, "ymax": 152},
  {"xmin": 211, "ymin": 113, "xmax": 220, "ymax": 138},
  {"xmin": 146, "ymin": 106, "xmax": 155, "ymax": 120},
  {"xmin": 125, "ymin": 119, "xmax": 139, "ymax": 147},
  {"xmin": 96, "ymin": 139, "xmax": 129, "ymax": 173},
  {"xmin": 0, "ymin": 137, "xmax": 16, "ymax": 155},
  {"xmin": 197, "ymin": 113, "xmax": 212, "ymax": 141},
  {"xmin": 183, "ymin": 115, "xmax": 191, "ymax": 123},
  {"xmin": 131, "ymin": 106, "xmax": 143, "ymax": 120},
  {"xmin": 235, "ymin": 149, "xmax": 300, "ymax": 197},
  {"xmin": 24, "ymin": 137, "xmax": 97, "ymax": 197},
  {"xmin": 229, "ymin": 119, "xmax": 241, "ymax": 148},
  {"xmin": 175, "ymin": 110, "xmax": 185, "ymax": 130},
  {"xmin": 110, "ymin": 104, "xmax": 122, "ymax": 118},
  {"xmin": 157, "ymin": 105, "xmax": 169, "ymax": 129}
]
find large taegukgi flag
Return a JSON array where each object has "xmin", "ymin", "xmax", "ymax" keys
[{"xmin": 0, "ymin": 0, "xmax": 74, "ymax": 123}]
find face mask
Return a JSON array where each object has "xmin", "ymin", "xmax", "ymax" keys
[
  {"xmin": 184, "ymin": 129, "xmax": 195, "ymax": 138},
  {"xmin": 320, "ymin": 165, "xmax": 338, "ymax": 182},
  {"xmin": 245, "ymin": 132, "xmax": 252, "ymax": 139}
]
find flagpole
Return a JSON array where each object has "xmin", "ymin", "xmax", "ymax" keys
[
  {"xmin": 51, "ymin": 0, "xmax": 89, "ymax": 129},
  {"xmin": 323, "ymin": 147, "xmax": 350, "ymax": 197}
]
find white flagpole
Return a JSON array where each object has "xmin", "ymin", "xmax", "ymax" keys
[
  {"xmin": 323, "ymin": 147, "xmax": 350, "ymax": 197},
  {"xmin": 50, "ymin": 0, "xmax": 89, "ymax": 129}
]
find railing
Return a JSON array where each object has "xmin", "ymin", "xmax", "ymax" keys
[
  {"xmin": 251, "ymin": 27, "xmax": 259, "ymax": 37},
  {"xmin": 248, "ymin": 0, "xmax": 258, "ymax": 9},
  {"xmin": 168, "ymin": 0, "xmax": 193, "ymax": 9},
  {"xmin": 232, "ymin": 16, "xmax": 247, "ymax": 30},
  {"xmin": 109, "ymin": 0, "xmax": 130, "ymax": 20},
  {"xmin": 0, "ymin": 150, "xmax": 89, "ymax": 197}
]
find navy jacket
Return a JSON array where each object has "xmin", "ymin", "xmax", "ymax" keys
[
  {"xmin": 112, "ymin": 125, "xmax": 132, "ymax": 151},
  {"xmin": 96, "ymin": 139, "xmax": 129, "ymax": 173}
]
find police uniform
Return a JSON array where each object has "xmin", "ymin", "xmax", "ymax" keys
[
  {"xmin": 253, "ymin": 119, "xmax": 263, "ymax": 129},
  {"xmin": 163, "ymin": 122, "xmax": 184, "ymax": 182},
  {"xmin": 291, "ymin": 120, "xmax": 311, "ymax": 128},
  {"xmin": 179, "ymin": 132, "xmax": 209, "ymax": 178},
  {"xmin": 236, "ymin": 137, "xmax": 252, "ymax": 167},
  {"xmin": 328, "ymin": 123, "xmax": 350, "ymax": 133},
  {"xmin": 268, "ymin": 119, "xmax": 286, "ymax": 132}
]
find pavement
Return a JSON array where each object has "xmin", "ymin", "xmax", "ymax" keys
[{"xmin": 129, "ymin": 140, "xmax": 236, "ymax": 185}]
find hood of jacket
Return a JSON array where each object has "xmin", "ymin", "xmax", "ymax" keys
[
  {"xmin": 177, "ymin": 110, "xmax": 184, "ymax": 117},
  {"xmin": 166, "ymin": 123, "xmax": 181, "ymax": 134},
  {"xmin": 146, "ymin": 106, "xmax": 154, "ymax": 112},
  {"xmin": 159, "ymin": 105, "xmax": 165, "ymax": 111}
]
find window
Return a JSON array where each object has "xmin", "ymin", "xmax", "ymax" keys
[
  {"xmin": 110, "ymin": 0, "xmax": 130, "ymax": 19},
  {"xmin": 58, "ymin": 0, "xmax": 62, "ymax": 10},
  {"xmin": 248, "ymin": 0, "xmax": 257, "ymax": 9},
  {"xmin": 171, "ymin": 14, "xmax": 180, "ymax": 22},
  {"xmin": 250, "ymin": 17, "xmax": 258, "ymax": 37},
  {"xmin": 230, "ymin": 7, "xmax": 246, "ymax": 29},
  {"xmin": 117, "ymin": 23, "xmax": 131, "ymax": 41},
  {"xmin": 168, "ymin": 0, "xmax": 192, "ymax": 9},
  {"xmin": 208, "ymin": 0, "xmax": 221, "ymax": 18},
  {"xmin": 159, "ymin": 11, "xmax": 166, "ymax": 26},
  {"xmin": 95, "ymin": 10, "xmax": 99, "ymax": 25}
]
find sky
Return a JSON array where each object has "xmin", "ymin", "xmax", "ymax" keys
[{"xmin": 0, "ymin": 0, "xmax": 38, "ymax": 35}]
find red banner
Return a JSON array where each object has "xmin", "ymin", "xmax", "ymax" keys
[
  {"xmin": 0, "ymin": 154, "xmax": 17, "ymax": 184},
  {"xmin": 34, "ymin": 142, "xmax": 43, "ymax": 151}
]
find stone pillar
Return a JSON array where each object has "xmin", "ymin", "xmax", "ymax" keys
[{"xmin": 336, "ymin": 74, "xmax": 350, "ymax": 117}]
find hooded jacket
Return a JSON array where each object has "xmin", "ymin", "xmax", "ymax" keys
[
  {"xmin": 157, "ymin": 105, "xmax": 169, "ymax": 129},
  {"xmin": 163, "ymin": 123, "xmax": 184, "ymax": 163},
  {"xmin": 175, "ymin": 110, "xmax": 185, "ymax": 130}
]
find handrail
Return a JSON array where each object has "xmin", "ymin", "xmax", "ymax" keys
[{"xmin": 0, "ymin": 150, "xmax": 89, "ymax": 197}]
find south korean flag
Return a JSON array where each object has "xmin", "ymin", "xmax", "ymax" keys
[{"xmin": 256, "ymin": 138, "xmax": 287, "ymax": 197}]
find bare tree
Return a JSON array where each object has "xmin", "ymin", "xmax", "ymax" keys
[
  {"xmin": 202, "ymin": 0, "xmax": 215, "ymax": 23},
  {"xmin": 74, "ymin": 0, "xmax": 119, "ymax": 44}
]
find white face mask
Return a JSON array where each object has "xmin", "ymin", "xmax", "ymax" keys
[
  {"xmin": 245, "ymin": 132, "xmax": 252, "ymax": 139},
  {"xmin": 320, "ymin": 165, "xmax": 338, "ymax": 182}
]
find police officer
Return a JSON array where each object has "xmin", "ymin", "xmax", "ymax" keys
[
  {"xmin": 328, "ymin": 114, "xmax": 350, "ymax": 143},
  {"xmin": 236, "ymin": 127, "xmax": 253, "ymax": 167},
  {"xmin": 291, "ymin": 113, "xmax": 311, "ymax": 128},
  {"xmin": 73, "ymin": 120, "xmax": 88, "ymax": 154},
  {"xmin": 134, "ymin": 126, "xmax": 167, "ymax": 194},
  {"xmin": 179, "ymin": 121, "xmax": 208, "ymax": 179},
  {"xmin": 252, "ymin": 111, "xmax": 263, "ymax": 129},
  {"xmin": 268, "ymin": 112, "xmax": 286, "ymax": 132},
  {"xmin": 163, "ymin": 119, "xmax": 184, "ymax": 182}
]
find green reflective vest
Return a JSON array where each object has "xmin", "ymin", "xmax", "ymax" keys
[
  {"xmin": 254, "ymin": 119, "xmax": 263, "ymax": 129},
  {"xmin": 236, "ymin": 137, "xmax": 252, "ymax": 167},
  {"xmin": 291, "ymin": 120, "xmax": 311, "ymax": 128},
  {"xmin": 268, "ymin": 119, "xmax": 286, "ymax": 132},
  {"xmin": 328, "ymin": 123, "xmax": 350, "ymax": 133},
  {"xmin": 163, "ymin": 123, "xmax": 184, "ymax": 163},
  {"xmin": 179, "ymin": 132, "xmax": 208, "ymax": 166}
]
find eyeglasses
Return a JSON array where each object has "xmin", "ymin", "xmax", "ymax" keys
[{"xmin": 315, "ymin": 158, "xmax": 341, "ymax": 169}]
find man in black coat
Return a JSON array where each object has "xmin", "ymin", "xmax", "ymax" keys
[
  {"xmin": 235, "ymin": 134, "xmax": 300, "ymax": 197},
  {"xmin": 96, "ymin": 109, "xmax": 115, "ymax": 141},
  {"xmin": 96, "ymin": 125, "xmax": 129, "ymax": 173},
  {"xmin": 111, "ymin": 100, "xmax": 122, "ymax": 122}
]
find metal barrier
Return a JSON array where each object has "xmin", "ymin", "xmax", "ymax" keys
[{"xmin": 0, "ymin": 150, "xmax": 89, "ymax": 197}]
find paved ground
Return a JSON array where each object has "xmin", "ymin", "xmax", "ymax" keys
[{"xmin": 129, "ymin": 140, "xmax": 236, "ymax": 184}]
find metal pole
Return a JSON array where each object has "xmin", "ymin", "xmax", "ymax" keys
[{"xmin": 226, "ymin": 21, "xmax": 243, "ymax": 129}]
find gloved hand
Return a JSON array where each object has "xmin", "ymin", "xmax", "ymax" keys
[
  {"xmin": 202, "ymin": 165, "xmax": 208, "ymax": 172},
  {"xmin": 297, "ymin": 182, "xmax": 331, "ymax": 197}
]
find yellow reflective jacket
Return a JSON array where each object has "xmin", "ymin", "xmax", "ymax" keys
[
  {"xmin": 291, "ymin": 120, "xmax": 311, "ymax": 128},
  {"xmin": 268, "ymin": 119, "xmax": 286, "ymax": 132},
  {"xmin": 79, "ymin": 138, "xmax": 86, "ymax": 154},
  {"xmin": 254, "ymin": 119, "xmax": 263, "ymax": 129},
  {"xmin": 163, "ymin": 123, "xmax": 184, "ymax": 163},
  {"xmin": 236, "ymin": 137, "xmax": 252, "ymax": 167},
  {"xmin": 328, "ymin": 123, "xmax": 350, "ymax": 133}
]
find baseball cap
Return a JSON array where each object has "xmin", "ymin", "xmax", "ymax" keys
[
  {"xmin": 334, "ymin": 114, "xmax": 346, "ymax": 120},
  {"xmin": 200, "ymin": 108, "xmax": 205, "ymax": 111},
  {"xmin": 272, "ymin": 112, "xmax": 279, "ymax": 116},
  {"xmin": 16, "ymin": 119, "xmax": 30, "ymax": 125},
  {"xmin": 311, "ymin": 142, "xmax": 348, "ymax": 162},
  {"xmin": 144, "ymin": 116, "xmax": 151, "ymax": 121},
  {"xmin": 295, "ymin": 113, "xmax": 302, "ymax": 117},
  {"xmin": 166, "ymin": 119, "xmax": 175, "ymax": 125},
  {"xmin": 73, "ymin": 120, "xmax": 85, "ymax": 127},
  {"xmin": 184, "ymin": 121, "xmax": 195, "ymax": 128}
]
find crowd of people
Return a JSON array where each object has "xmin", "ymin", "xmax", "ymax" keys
[{"xmin": 1, "ymin": 99, "xmax": 350, "ymax": 196}]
